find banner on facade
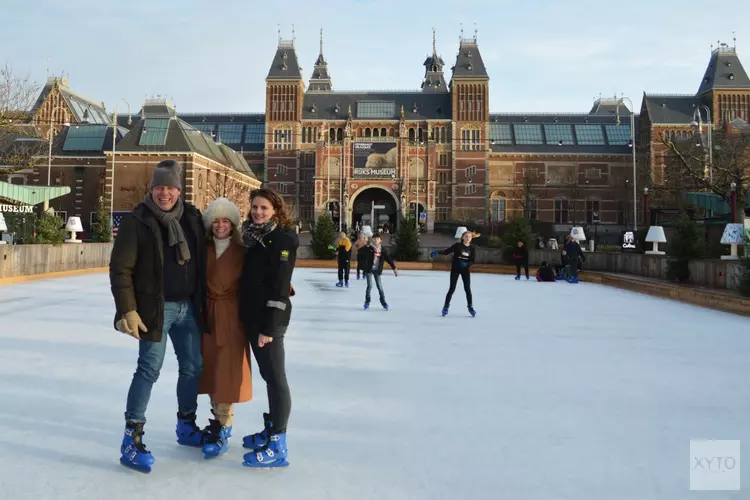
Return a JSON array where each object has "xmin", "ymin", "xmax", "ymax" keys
[
  {"xmin": 0, "ymin": 204, "xmax": 34, "ymax": 214},
  {"xmin": 353, "ymin": 142, "xmax": 398, "ymax": 178}
]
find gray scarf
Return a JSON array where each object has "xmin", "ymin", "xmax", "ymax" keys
[{"xmin": 143, "ymin": 194, "xmax": 191, "ymax": 264}]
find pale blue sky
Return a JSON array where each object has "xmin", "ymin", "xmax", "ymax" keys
[{"xmin": 2, "ymin": 0, "xmax": 749, "ymax": 114}]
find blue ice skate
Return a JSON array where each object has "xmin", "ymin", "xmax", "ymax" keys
[
  {"xmin": 468, "ymin": 306, "xmax": 476, "ymax": 317},
  {"xmin": 242, "ymin": 433, "xmax": 289, "ymax": 468},
  {"xmin": 442, "ymin": 306, "xmax": 449, "ymax": 317},
  {"xmin": 176, "ymin": 412, "xmax": 207, "ymax": 447},
  {"xmin": 382, "ymin": 303, "xmax": 389, "ymax": 311},
  {"xmin": 363, "ymin": 302, "xmax": 370, "ymax": 310},
  {"xmin": 120, "ymin": 422, "xmax": 154, "ymax": 473},
  {"xmin": 335, "ymin": 281, "xmax": 344, "ymax": 287},
  {"xmin": 203, "ymin": 419, "xmax": 230, "ymax": 459},
  {"xmin": 515, "ymin": 275, "xmax": 520, "ymax": 280},
  {"xmin": 243, "ymin": 413, "xmax": 271, "ymax": 451},
  {"xmin": 345, "ymin": 281, "xmax": 349, "ymax": 288}
]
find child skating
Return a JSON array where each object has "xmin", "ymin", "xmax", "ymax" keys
[
  {"xmin": 360, "ymin": 233, "xmax": 398, "ymax": 310},
  {"xmin": 431, "ymin": 230, "xmax": 476, "ymax": 317},
  {"xmin": 353, "ymin": 232, "xmax": 368, "ymax": 280},
  {"xmin": 335, "ymin": 231, "xmax": 352, "ymax": 287}
]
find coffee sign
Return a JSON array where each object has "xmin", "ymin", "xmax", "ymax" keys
[{"xmin": 621, "ymin": 230, "xmax": 637, "ymax": 252}]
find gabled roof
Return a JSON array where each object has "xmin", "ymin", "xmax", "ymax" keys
[
  {"xmin": 451, "ymin": 38, "xmax": 489, "ymax": 80},
  {"xmin": 30, "ymin": 77, "xmax": 109, "ymax": 125},
  {"xmin": 642, "ymin": 94, "xmax": 700, "ymax": 125},
  {"xmin": 114, "ymin": 111, "xmax": 255, "ymax": 177},
  {"xmin": 697, "ymin": 46, "xmax": 750, "ymax": 95},
  {"xmin": 267, "ymin": 41, "xmax": 303, "ymax": 80},
  {"xmin": 301, "ymin": 91, "xmax": 452, "ymax": 121}
]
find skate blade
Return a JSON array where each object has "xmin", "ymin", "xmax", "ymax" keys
[
  {"xmin": 120, "ymin": 459, "xmax": 152, "ymax": 474},
  {"xmin": 242, "ymin": 458, "xmax": 290, "ymax": 469}
]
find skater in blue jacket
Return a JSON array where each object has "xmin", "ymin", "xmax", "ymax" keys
[{"xmin": 431, "ymin": 230, "xmax": 477, "ymax": 317}]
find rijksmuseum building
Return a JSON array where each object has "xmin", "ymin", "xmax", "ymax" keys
[{"xmin": 11, "ymin": 31, "xmax": 750, "ymax": 237}]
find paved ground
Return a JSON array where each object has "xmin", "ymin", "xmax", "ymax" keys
[{"xmin": 0, "ymin": 269, "xmax": 747, "ymax": 499}]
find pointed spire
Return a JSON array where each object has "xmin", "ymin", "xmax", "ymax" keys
[
  {"xmin": 432, "ymin": 27, "xmax": 437, "ymax": 55},
  {"xmin": 308, "ymin": 26, "xmax": 332, "ymax": 91},
  {"xmin": 422, "ymin": 28, "xmax": 447, "ymax": 92}
]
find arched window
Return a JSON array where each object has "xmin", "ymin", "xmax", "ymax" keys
[
  {"xmin": 418, "ymin": 128, "xmax": 424, "ymax": 143},
  {"xmin": 389, "ymin": 127, "xmax": 395, "ymax": 137},
  {"xmin": 440, "ymin": 127, "xmax": 447, "ymax": 144},
  {"xmin": 302, "ymin": 127, "xmax": 308, "ymax": 144},
  {"xmin": 381, "ymin": 128, "xmax": 387, "ymax": 137},
  {"xmin": 373, "ymin": 128, "xmax": 379, "ymax": 137},
  {"xmin": 409, "ymin": 128, "xmax": 415, "ymax": 142},
  {"xmin": 313, "ymin": 127, "xmax": 318, "ymax": 142},
  {"xmin": 337, "ymin": 128, "xmax": 343, "ymax": 142},
  {"xmin": 329, "ymin": 128, "xmax": 336, "ymax": 142},
  {"xmin": 365, "ymin": 128, "xmax": 372, "ymax": 137}
]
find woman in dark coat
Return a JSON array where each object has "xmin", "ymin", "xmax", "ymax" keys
[
  {"xmin": 238, "ymin": 188, "xmax": 298, "ymax": 468},
  {"xmin": 513, "ymin": 240, "xmax": 529, "ymax": 280}
]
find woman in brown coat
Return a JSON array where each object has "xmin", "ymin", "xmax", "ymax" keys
[{"xmin": 199, "ymin": 197, "xmax": 252, "ymax": 459}]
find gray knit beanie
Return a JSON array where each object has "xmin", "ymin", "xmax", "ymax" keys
[{"xmin": 151, "ymin": 159, "xmax": 182, "ymax": 190}]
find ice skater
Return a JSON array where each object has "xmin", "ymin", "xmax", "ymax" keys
[
  {"xmin": 335, "ymin": 231, "xmax": 352, "ymax": 287},
  {"xmin": 513, "ymin": 240, "xmax": 529, "ymax": 280},
  {"xmin": 431, "ymin": 230, "xmax": 476, "ymax": 317},
  {"xmin": 239, "ymin": 188, "xmax": 298, "ymax": 468},
  {"xmin": 353, "ymin": 232, "xmax": 368, "ymax": 280},
  {"xmin": 198, "ymin": 198, "xmax": 253, "ymax": 459},
  {"xmin": 361, "ymin": 233, "xmax": 398, "ymax": 310},
  {"xmin": 536, "ymin": 260, "xmax": 556, "ymax": 282},
  {"xmin": 562, "ymin": 235, "xmax": 585, "ymax": 283},
  {"xmin": 109, "ymin": 160, "xmax": 208, "ymax": 473}
]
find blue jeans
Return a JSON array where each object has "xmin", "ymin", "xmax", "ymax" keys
[
  {"xmin": 124, "ymin": 302, "xmax": 203, "ymax": 423},
  {"xmin": 365, "ymin": 271, "xmax": 386, "ymax": 305}
]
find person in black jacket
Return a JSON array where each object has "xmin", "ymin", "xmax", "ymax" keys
[
  {"xmin": 431, "ymin": 230, "xmax": 477, "ymax": 317},
  {"xmin": 238, "ymin": 188, "xmax": 298, "ymax": 468},
  {"xmin": 109, "ymin": 160, "xmax": 208, "ymax": 473},
  {"xmin": 562, "ymin": 235, "xmax": 585, "ymax": 283},
  {"xmin": 360, "ymin": 233, "xmax": 398, "ymax": 310},
  {"xmin": 335, "ymin": 231, "xmax": 352, "ymax": 287},
  {"xmin": 536, "ymin": 261, "xmax": 556, "ymax": 282},
  {"xmin": 513, "ymin": 240, "xmax": 529, "ymax": 280}
]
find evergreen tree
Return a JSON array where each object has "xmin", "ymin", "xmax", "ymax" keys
[
  {"xmin": 90, "ymin": 196, "xmax": 112, "ymax": 242},
  {"xmin": 665, "ymin": 215, "xmax": 705, "ymax": 283},
  {"xmin": 311, "ymin": 213, "xmax": 336, "ymax": 259},
  {"xmin": 35, "ymin": 212, "xmax": 67, "ymax": 245},
  {"xmin": 392, "ymin": 216, "xmax": 420, "ymax": 261},
  {"xmin": 501, "ymin": 215, "xmax": 534, "ymax": 264}
]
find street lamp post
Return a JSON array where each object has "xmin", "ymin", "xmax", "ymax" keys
[
  {"xmin": 44, "ymin": 105, "xmax": 70, "ymax": 212},
  {"xmin": 110, "ymin": 99, "xmax": 132, "ymax": 236},
  {"xmin": 730, "ymin": 181, "xmax": 737, "ymax": 223},
  {"xmin": 689, "ymin": 105, "xmax": 713, "ymax": 184},
  {"xmin": 643, "ymin": 187, "xmax": 649, "ymax": 226},
  {"xmin": 615, "ymin": 97, "xmax": 638, "ymax": 231}
]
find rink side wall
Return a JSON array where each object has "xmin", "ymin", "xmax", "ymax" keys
[
  {"xmin": 0, "ymin": 243, "xmax": 113, "ymax": 281},
  {"xmin": 0, "ymin": 243, "xmax": 741, "ymax": 293}
]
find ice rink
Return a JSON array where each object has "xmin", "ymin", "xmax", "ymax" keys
[{"xmin": 0, "ymin": 268, "xmax": 748, "ymax": 500}]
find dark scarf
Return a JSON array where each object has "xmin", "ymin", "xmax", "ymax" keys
[
  {"xmin": 242, "ymin": 219, "xmax": 277, "ymax": 248},
  {"xmin": 143, "ymin": 194, "xmax": 191, "ymax": 264}
]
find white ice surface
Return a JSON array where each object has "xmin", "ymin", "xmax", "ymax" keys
[{"xmin": 0, "ymin": 269, "xmax": 749, "ymax": 500}]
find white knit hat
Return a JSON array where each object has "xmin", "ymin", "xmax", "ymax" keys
[{"xmin": 203, "ymin": 197, "xmax": 241, "ymax": 229}]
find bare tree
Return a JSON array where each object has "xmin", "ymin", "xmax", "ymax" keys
[
  {"xmin": 0, "ymin": 63, "xmax": 45, "ymax": 178},
  {"xmin": 660, "ymin": 128, "xmax": 750, "ymax": 211},
  {"xmin": 510, "ymin": 166, "xmax": 547, "ymax": 220},
  {"xmin": 120, "ymin": 171, "xmax": 152, "ymax": 208}
]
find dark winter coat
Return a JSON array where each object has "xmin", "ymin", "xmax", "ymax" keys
[
  {"xmin": 563, "ymin": 241, "xmax": 584, "ymax": 264},
  {"xmin": 439, "ymin": 243, "xmax": 475, "ymax": 271},
  {"xmin": 109, "ymin": 202, "xmax": 207, "ymax": 342},
  {"xmin": 361, "ymin": 244, "xmax": 396, "ymax": 274},
  {"xmin": 512, "ymin": 245, "xmax": 529, "ymax": 264},
  {"xmin": 239, "ymin": 226, "xmax": 298, "ymax": 339},
  {"xmin": 536, "ymin": 265, "xmax": 556, "ymax": 282}
]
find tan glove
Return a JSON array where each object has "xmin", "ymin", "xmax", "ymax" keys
[{"xmin": 117, "ymin": 310, "xmax": 147, "ymax": 340}]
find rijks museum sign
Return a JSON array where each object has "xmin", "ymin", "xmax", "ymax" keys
[{"xmin": 353, "ymin": 142, "xmax": 398, "ymax": 179}]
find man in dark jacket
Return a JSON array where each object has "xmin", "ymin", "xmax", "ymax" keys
[
  {"xmin": 513, "ymin": 240, "xmax": 529, "ymax": 280},
  {"xmin": 360, "ymin": 233, "xmax": 398, "ymax": 310},
  {"xmin": 562, "ymin": 235, "xmax": 585, "ymax": 283},
  {"xmin": 109, "ymin": 159, "xmax": 207, "ymax": 472}
]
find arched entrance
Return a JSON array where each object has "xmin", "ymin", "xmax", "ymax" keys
[{"xmin": 350, "ymin": 186, "xmax": 399, "ymax": 234}]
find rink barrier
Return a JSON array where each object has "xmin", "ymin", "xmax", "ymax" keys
[{"xmin": 0, "ymin": 243, "xmax": 113, "ymax": 284}]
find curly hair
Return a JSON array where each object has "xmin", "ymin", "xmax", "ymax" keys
[{"xmin": 248, "ymin": 187, "xmax": 293, "ymax": 228}]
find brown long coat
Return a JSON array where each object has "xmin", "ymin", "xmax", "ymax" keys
[{"xmin": 198, "ymin": 241, "xmax": 252, "ymax": 403}]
